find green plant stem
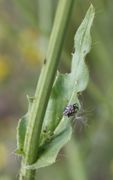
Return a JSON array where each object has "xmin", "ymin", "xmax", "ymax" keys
[{"xmin": 19, "ymin": 0, "xmax": 75, "ymax": 179}]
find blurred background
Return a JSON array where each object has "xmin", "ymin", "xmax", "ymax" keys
[{"xmin": 0, "ymin": 0, "xmax": 113, "ymax": 179}]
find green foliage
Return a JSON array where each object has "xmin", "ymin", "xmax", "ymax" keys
[
  {"xmin": 16, "ymin": 95, "xmax": 34, "ymax": 155},
  {"xmin": 16, "ymin": 4, "xmax": 95, "ymax": 170}
]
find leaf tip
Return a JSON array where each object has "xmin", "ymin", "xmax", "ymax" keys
[{"xmin": 89, "ymin": 3, "xmax": 95, "ymax": 16}]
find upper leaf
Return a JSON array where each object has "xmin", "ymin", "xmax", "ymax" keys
[
  {"xmin": 25, "ymin": 4, "xmax": 95, "ymax": 169},
  {"xmin": 16, "ymin": 4, "xmax": 95, "ymax": 169}
]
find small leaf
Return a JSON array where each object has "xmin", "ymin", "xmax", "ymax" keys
[
  {"xmin": 15, "ymin": 114, "xmax": 28, "ymax": 155},
  {"xmin": 15, "ymin": 95, "xmax": 34, "ymax": 155},
  {"xmin": 26, "ymin": 4, "xmax": 95, "ymax": 169}
]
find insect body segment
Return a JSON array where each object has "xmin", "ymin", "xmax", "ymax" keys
[{"xmin": 63, "ymin": 103, "xmax": 79, "ymax": 117}]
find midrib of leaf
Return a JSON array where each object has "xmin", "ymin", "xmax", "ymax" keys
[{"xmin": 78, "ymin": 13, "xmax": 91, "ymax": 54}]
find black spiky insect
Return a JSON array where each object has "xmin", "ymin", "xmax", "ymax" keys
[{"xmin": 63, "ymin": 103, "xmax": 79, "ymax": 117}]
